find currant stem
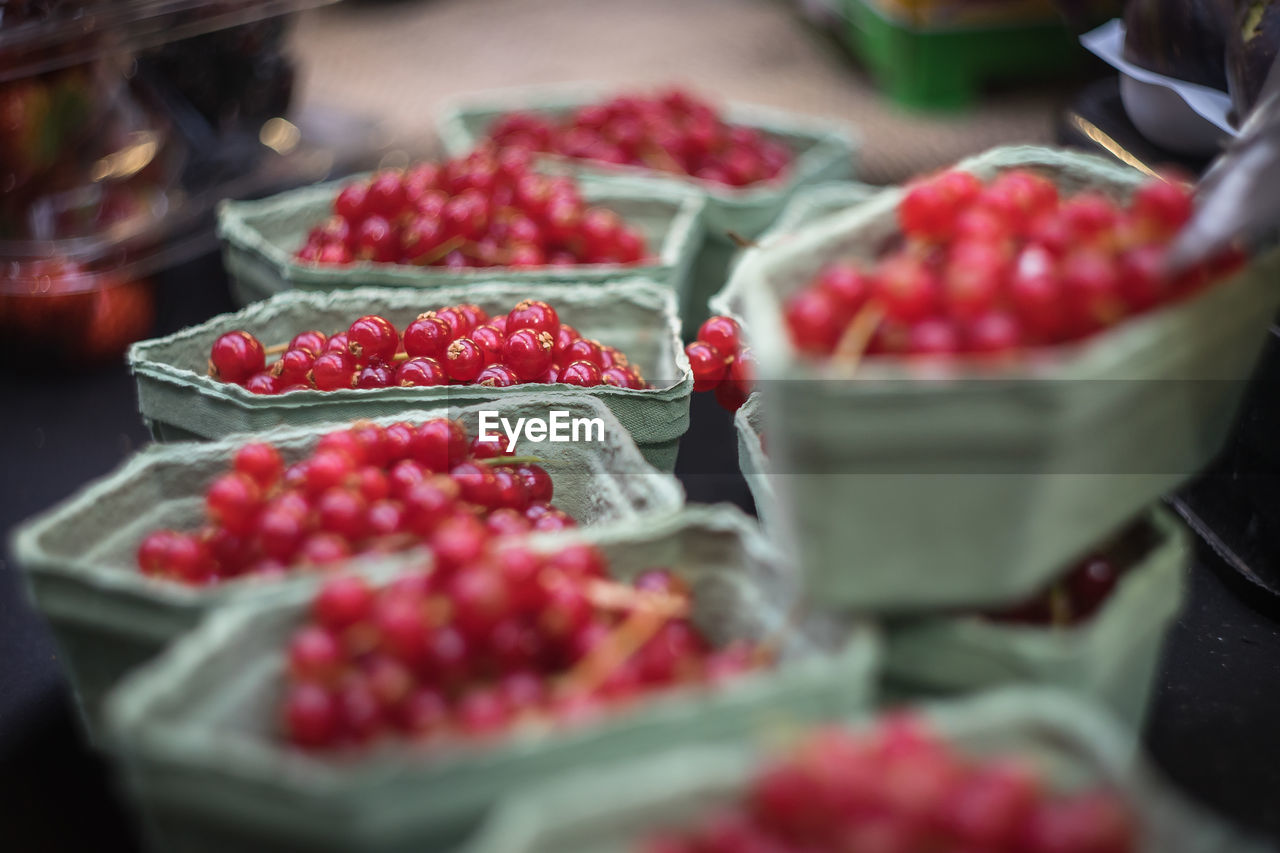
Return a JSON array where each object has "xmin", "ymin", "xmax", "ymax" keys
[
  {"xmin": 832, "ymin": 299, "xmax": 885, "ymax": 371},
  {"xmin": 478, "ymin": 455, "xmax": 549, "ymax": 467},
  {"xmin": 558, "ymin": 605, "xmax": 669, "ymax": 697},
  {"xmin": 585, "ymin": 579, "xmax": 690, "ymax": 618},
  {"xmin": 1049, "ymin": 582, "xmax": 1073, "ymax": 627},
  {"xmin": 263, "ymin": 342, "xmax": 289, "ymax": 357},
  {"xmin": 725, "ymin": 230, "xmax": 757, "ymax": 249},
  {"xmin": 415, "ymin": 235, "xmax": 465, "ymax": 266}
]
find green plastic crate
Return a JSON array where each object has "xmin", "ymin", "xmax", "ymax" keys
[
  {"xmin": 734, "ymin": 145, "xmax": 1280, "ymax": 612},
  {"xmin": 884, "ymin": 506, "xmax": 1187, "ymax": 728},
  {"xmin": 104, "ymin": 506, "xmax": 880, "ymax": 853},
  {"xmin": 217, "ymin": 172, "xmax": 706, "ymax": 308},
  {"xmin": 11, "ymin": 396, "xmax": 684, "ymax": 733},
  {"xmin": 710, "ymin": 179, "xmax": 880, "ymax": 326},
  {"xmin": 127, "ymin": 279, "xmax": 693, "ymax": 471},
  {"xmin": 435, "ymin": 86, "xmax": 859, "ymax": 329},
  {"xmin": 838, "ymin": 0, "xmax": 1082, "ymax": 110},
  {"xmin": 463, "ymin": 688, "xmax": 1265, "ymax": 853}
]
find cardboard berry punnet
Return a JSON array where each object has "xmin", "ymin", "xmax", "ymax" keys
[
  {"xmin": 733, "ymin": 145, "xmax": 1280, "ymax": 612},
  {"xmin": 11, "ymin": 396, "xmax": 684, "ymax": 733}
]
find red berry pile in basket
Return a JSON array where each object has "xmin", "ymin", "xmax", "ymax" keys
[
  {"xmin": 783, "ymin": 169, "xmax": 1246, "ymax": 361},
  {"xmin": 984, "ymin": 552, "xmax": 1124, "ymax": 627},
  {"xmin": 487, "ymin": 88, "xmax": 792, "ymax": 189},
  {"xmin": 281, "ymin": 553, "xmax": 767, "ymax": 749},
  {"xmin": 640, "ymin": 716, "xmax": 1136, "ymax": 853},
  {"xmin": 134, "ymin": 419, "xmax": 575, "ymax": 586},
  {"xmin": 205, "ymin": 299, "xmax": 649, "ymax": 394},
  {"xmin": 983, "ymin": 520, "xmax": 1157, "ymax": 626},
  {"xmin": 685, "ymin": 315, "xmax": 755, "ymax": 413},
  {"xmin": 294, "ymin": 147, "xmax": 649, "ymax": 268}
]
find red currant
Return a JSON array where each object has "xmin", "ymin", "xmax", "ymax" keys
[{"xmin": 209, "ymin": 331, "xmax": 266, "ymax": 384}]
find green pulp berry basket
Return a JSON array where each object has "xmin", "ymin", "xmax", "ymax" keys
[
  {"xmin": 127, "ymin": 279, "xmax": 693, "ymax": 471},
  {"xmin": 216, "ymin": 172, "xmax": 706, "ymax": 309},
  {"xmin": 11, "ymin": 396, "xmax": 685, "ymax": 733},
  {"xmin": 884, "ymin": 505, "xmax": 1187, "ymax": 728},
  {"xmin": 710, "ymin": 179, "xmax": 881, "ymax": 327},
  {"xmin": 735, "ymin": 145, "xmax": 1280, "ymax": 612},
  {"xmin": 435, "ymin": 85, "xmax": 859, "ymax": 329},
  {"xmin": 733, "ymin": 393, "xmax": 783, "ymax": 548},
  {"xmin": 462, "ymin": 688, "xmax": 1265, "ymax": 853},
  {"xmin": 104, "ymin": 507, "xmax": 880, "ymax": 853}
]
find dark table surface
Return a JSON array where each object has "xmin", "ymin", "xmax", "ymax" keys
[{"xmin": 6, "ymin": 113, "xmax": 1280, "ymax": 847}]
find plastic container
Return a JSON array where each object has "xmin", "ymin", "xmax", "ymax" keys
[
  {"xmin": 462, "ymin": 688, "xmax": 1265, "ymax": 853},
  {"xmin": 11, "ymin": 396, "xmax": 685, "ymax": 732},
  {"xmin": 435, "ymin": 86, "xmax": 859, "ymax": 328},
  {"xmin": 884, "ymin": 506, "xmax": 1187, "ymax": 728},
  {"xmin": 0, "ymin": 0, "xmax": 335, "ymax": 83},
  {"xmin": 709, "ymin": 180, "xmax": 879, "ymax": 325},
  {"xmin": 838, "ymin": 0, "xmax": 1082, "ymax": 110},
  {"xmin": 104, "ymin": 507, "xmax": 881, "ymax": 853},
  {"xmin": 127, "ymin": 279, "xmax": 693, "ymax": 471},
  {"xmin": 216, "ymin": 171, "xmax": 706, "ymax": 308},
  {"xmin": 735, "ymin": 145, "xmax": 1280, "ymax": 612}
]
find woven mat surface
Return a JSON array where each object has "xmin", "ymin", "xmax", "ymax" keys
[{"xmin": 291, "ymin": 0, "xmax": 1066, "ymax": 184}]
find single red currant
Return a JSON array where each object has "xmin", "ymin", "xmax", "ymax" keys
[
  {"xmin": 444, "ymin": 338, "xmax": 485, "ymax": 382},
  {"xmin": 686, "ymin": 341, "xmax": 727, "ymax": 391},
  {"xmin": 347, "ymin": 315, "xmax": 399, "ymax": 364},
  {"xmin": 395, "ymin": 356, "xmax": 447, "ymax": 387},
  {"xmin": 209, "ymin": 331, "xmax": 266, "ymax": 384},
  {"xmin": 560, "ymin": 360, "xmax": 603, "ymax": 386},
  {"xmin": 403, "ymin": 315, "xmax": 453, "ymax": 359},
  {"xmin": 233, "ymin": 442, "xmax": 284, "ymax": 489},
  {"xmin": 503, "ymin": 328, "xmax": 555, "ymax": 381},
  {"xmin": 309, "ymin": 351, "xmax": 357, "ymax": 391}
]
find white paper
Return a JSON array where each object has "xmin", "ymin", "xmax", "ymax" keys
[{"xmin": 1080, "ymin": 19, "xmax": 1238, "ymax": 136}]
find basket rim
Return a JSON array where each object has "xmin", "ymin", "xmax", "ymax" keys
[
  {"xmin": 126, "ymin": 279, "xmax": 695, "ymax": 413},
  {"xmin": 216, "ymin": 172, "xmax": 708, "ymax": 286},
  {"xmin": 733, "ymin": 145, "xmax": 1280, "ymax": 385},
  {"xmin": 11, "ymin": 395, "xmax": 685, "ymax": 605}
]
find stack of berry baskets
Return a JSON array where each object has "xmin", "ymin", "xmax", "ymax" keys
[
  {"xmin": 461, "ymin": 688, "xmax": 1267, "ymax": 853},
  {"xmin": 103, "ymin": 506, "xmax": 880, "ymax": 852},
  {"xmin": 434, "ymin": 85, "xmax": 859, "ymax": 328},
  {"xmin": 11, "ymin": 397, "xmax": 685, "ymax": 733},
  {"xmin": 695, "ymin": 351, "xmax": 1185, "ymax": 723},
  {"xmin": 215, "ymin": 146, "xmax": 707, "ymax": 313},
  {"xmin": 729, "ymin": 144, "xmax": 1280, "ymax": 612},
  {"xmin": 127, "ymin": 278, "xmax": 692, "ymax": 471}
]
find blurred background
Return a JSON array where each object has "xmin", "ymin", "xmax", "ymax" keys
[{"xmin": 9, "ymin": 0, "xmax": 1280, "ymax": 851}]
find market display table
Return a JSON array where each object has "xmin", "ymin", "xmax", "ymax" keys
[{"xmin": 3, "ymin": 249, "xmax": 1279, "ymax": 851}]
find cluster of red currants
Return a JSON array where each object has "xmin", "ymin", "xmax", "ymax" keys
[
  {"xmin": 206, "ymin": 299, "xmax": 649, "ymax": 395},
  {"xmin": 135, "ymin": 419, "xmax": 573, "ymax": 586},
  {"xmin": 986, "ymin": 545, "xmax": 1131, "ymax": 627},
  {"xmin": 685, "ymin": 315, "xmax": 755, "ymax": 413},
  {"xmin": 487, "ymin": 88, "xmax": 793, "ymax": 189},
  {"xmin": 294, "ymin": 146, "xmax": 649, "ymax": 268},
  {"xmin": 784, "ymin": 169, "xmax": 1245, "ymax": 359},
  {"xmin": 641, "ymin": 716, "xmax": 1136, "ymax": 853},
  {"xmin": 283, "ymin": 555, "xmax": 764, "ymax": 749}
]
